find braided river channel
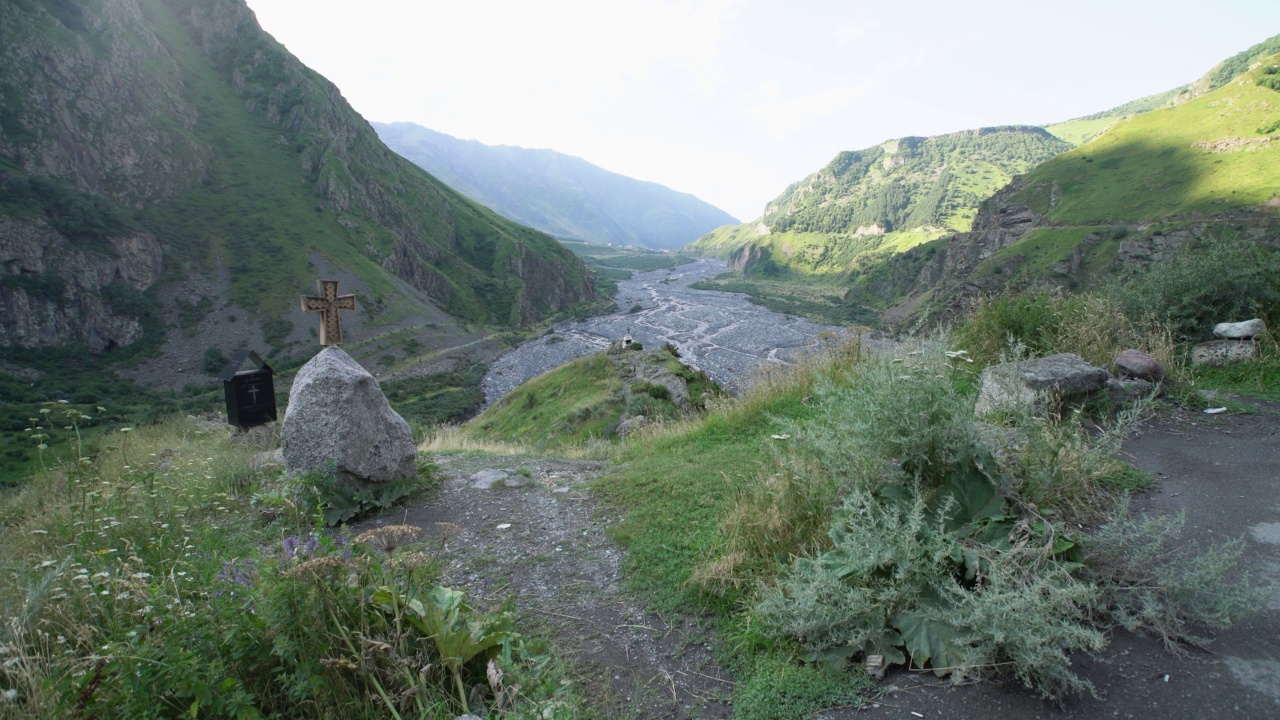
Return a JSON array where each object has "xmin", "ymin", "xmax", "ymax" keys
[{"xmin": 482, "ymin": 258, "xmax": 855, "ymax": 406}]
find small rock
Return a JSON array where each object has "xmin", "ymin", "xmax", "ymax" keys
[
  {"xmin": 469, "ymin": 469, "xmax": 510, "ymax": 489},
  {"xmin": 1192, "ymin": 340, "xmax": 1256, "ymax": 367},
  {"xmin": 1113, "ymin": 349, "xmax": 1165, "ymax": 382},
  {"xmin": 1106, "ymin": 376, "xmax": 1156, "ymax": 402},
  {"xmin": 616, "ymin": 415, "xmax": 646, "ymax": 437},
  {"xmin": 1213, "ymin": 318, "xmax": 1267, "ymax": 339},
  {"xmin": 502, "ymin": 474, "xmax": 531, "ymax": 488}
]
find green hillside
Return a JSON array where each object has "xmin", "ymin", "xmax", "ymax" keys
[
  {"xmin": 374, "ymin": 122, "xmax": 739, "ymax": 250},
  {"xmin": 858, "ymin": 53, "xmax": 1280, "ymax": 324},
  {"xmin": 1016, "ymin": 68, "xmax": 1280, "ymax": 223},
  {"xmin": 689, "ymin": 127, "xmax": 1070, "ymax": 322},
  {"xmin": 1046, "ymin": 32, "xmax": 1280, "ymax": 146},
  {"xmin": 0, "ymin": 0, "xmax": 597, "ymax": 360}
]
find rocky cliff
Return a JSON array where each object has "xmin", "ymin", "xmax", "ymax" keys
[{"xmin": 0, "ymin": 0, "xmax": 597, "ymax": 356}]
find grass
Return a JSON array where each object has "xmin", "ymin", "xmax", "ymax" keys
[
  {"xmin": 0, "ymin": 407, "xmax": 583, "ymax": 719},
  {"xmin": 1044, "ymin": 116, "xmax": 1121, "ymax": 146},
  {"xmin": 596, "ymin": 381, "xmax": 818, "ymax": 614},
  {"xmin": 1011, "ymin": 56, "xmax": 1280, "ymax": 224},
  {"xmin": 1193, "ymin": 334, "xmax": 1280, "ymax": 400},
  {"xmin": 470, "ymin": 354, "xmax": 624, "ymax": 451}
]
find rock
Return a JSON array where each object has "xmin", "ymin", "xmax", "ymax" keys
[
  {"xmin": 503, "ymin": 474, "xmax": 532, "ymax": 488},
  {"xmin": 1113, "ymin": 349, "xmax": 1166, "ymax": 382},
  {"xmin": 616, "ymin": 415, "xmax": 646, "ymax": 437},
  {"xmin": 1192, "ymin": 340, "xmax": 1256, "ymax": 367},
  {"xmin": 250, "ymin": 448, "xmax": 284, "ymax": 472},
  {"xmin": 975, "ymin": 353, "xmax": 1112, "ymax": 415},
  {"xmin": 1213, "ymin": 319, "xmax": 1267, "ymax": 339},
  {"xmin": 281, "ymin": 347, "xmax": 417, "ymax": 485},
  {"xmin": 468, "ymin": 469, "xmax": 510, "ymax": 489},
  {"xmin": 1106, "ymin": 377, "xmax": 1157, "ymax": 402}
]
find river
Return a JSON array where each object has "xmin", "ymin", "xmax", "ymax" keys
[{"xmin": 481, "ymin": 258, "xmax": 853, "ymax": 406}]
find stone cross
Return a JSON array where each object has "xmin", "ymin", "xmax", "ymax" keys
[{"xmin": 301, "ymin": 279, "xmax": 356, "ymax": 346}]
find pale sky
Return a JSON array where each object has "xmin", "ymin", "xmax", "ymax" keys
[{"xmin": 244, "ymin": 0, "xmax": 1280, "ymax": 221}]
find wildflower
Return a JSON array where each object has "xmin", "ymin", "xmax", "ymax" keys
[
  {"xmin": 35, "ymin": 560, "xmax": 57, "ymax": 569},
  {"xmin": 2, "ymin": 689, "xmax": 16, "ymax": 701},
  {"xmin": 30, "ymin": 530, "xmax": 48, "ymax": 536},
  {"xmin": 120, "ymin": 427, "xmax": 133, "ymax": 433},
  {"xmin": 131, "ymin": 572, "xmax": 151, "ymax": 580}
]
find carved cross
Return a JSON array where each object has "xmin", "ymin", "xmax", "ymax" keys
[{"xmin": 301, "ymin": 279, "xmax": 356, "ymax": 346}]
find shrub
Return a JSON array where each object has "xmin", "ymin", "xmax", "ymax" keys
[
  {"xmin": 715, "ymin": 338, "xmax": 1265, "ymax": 700},
  {"xmin": 630, "ymin": 382, "xmax": 671, "ymax": 401},
  {"xmin": 954, "ymin": 291, "xmax": 1061, "ymax": 365},
  {"xmin": 1081, "ymin": 498, "xmax": 1269, "ymax": 650},
  {"xmin": 1108, "ymin": 231, "xmax": 1280, "ymax": 341},
  {"xmin": 296, "ymin": 459, "xmax": 436, "ymax": 525},
  {"xmin": 756, "ymin": 486, "xmax": 1104, "ymax": 699},
  {"xmin": 203, "ymin": 346, "xmax": 228, "ymax": 375}
]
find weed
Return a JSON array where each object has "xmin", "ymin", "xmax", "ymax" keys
[{"xmin": 0, "ymin": 407, "xmax": 574, "ymax": 718}]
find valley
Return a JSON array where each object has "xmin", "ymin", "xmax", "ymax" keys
[
  {"xmin": 483, "ymin": 258, "xmax": 853, "ymax": 404},
  {"xmin": 3, "ymin": 3, "xmax": 1280, "ymax": 719}
]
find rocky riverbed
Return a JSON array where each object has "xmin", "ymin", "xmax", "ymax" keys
[{"xmin": 483, "ymin": 259, "xmax": 850, "ymax": 405}]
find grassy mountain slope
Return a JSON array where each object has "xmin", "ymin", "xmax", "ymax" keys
[
  {"xmin": 0, "ymin": 0, "xmax": 597, "ymax": 361},
  {"xmin": 374, "ymin": 122, "xmax": 739, "ymax": 250},
  {"xmin": 861, "ymin": 54, "xmax": 1280, "ymax": 323},
  {"xmin": 1047, "ymin": 32, "xmax": 1280, "ymax": 146},
  {"xmin": 688, "ymin": 127, "xmax": 1070, "ymax": 322}
]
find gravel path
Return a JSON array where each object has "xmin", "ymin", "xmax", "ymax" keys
[{"xmin": 357, "ymin": 453, "xmax": 733, "ymax": 718}]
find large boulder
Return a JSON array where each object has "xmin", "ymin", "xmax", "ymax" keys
[
  {"xmin": 1113, "ymin": 349, "xmax": 1166, "ymax": 382},
  {"xmin": 1192, "ymin": 339, "xmax": 1257, "ymax": 367},
  {"xmin": 281, "ymin": 347, "xmax": 417, "ymax": 485},
  {"xmin": 975, "ymin": 353, "xmax": 1111, "ymax": 416},
  {"xmin": 1213, "ymin": 319, "xmax": 1267, "ymax": 339}
]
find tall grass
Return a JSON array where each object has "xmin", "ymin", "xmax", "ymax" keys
[
  {"xmin": 0, "ymin": 411, "xmax": 577, "ymax": 719},
  {"xmin": 954, "ymin": 291, "xmax": 1183, "ymax": 377}
]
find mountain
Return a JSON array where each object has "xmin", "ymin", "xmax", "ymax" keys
[
  {"xmin": 1046, "ymin": 33, "xmax": 1280, "ymax": 146},
  {"xmin": 373, "ymin": 122, "xmax": 738, "ymax": 250},
  {"xmin": 0, "ymin": 0, "xmax": 597, "ymax": 362},
  {"xmin": 860, "ymin": 47, "xmax": 1280, "ymax": 323},
  {"xmin": 686, "ymin": 127, "xmax": 1070, "ymax": 322}
]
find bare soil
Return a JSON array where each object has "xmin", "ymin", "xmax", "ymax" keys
[
  {"xmin": 365, "ymin": 397, "xmax": 1280, "ymax": 720},
  {"xmin": 358, "ymin": 453, "xmax": 734, "ymax": 719}
]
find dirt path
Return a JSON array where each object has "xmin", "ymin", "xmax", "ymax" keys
[
  {"xmin": 827, "ymin": 398, "xmax": 1280, "ymax": 720},
  {"xmin": 357, "ymin": 453, "xmax": 733, "ymax": 719}
]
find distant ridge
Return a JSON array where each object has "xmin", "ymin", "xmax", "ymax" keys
[{"xmin": 374, "ymin": 122, "xmax": 738, "ymax": 250}]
